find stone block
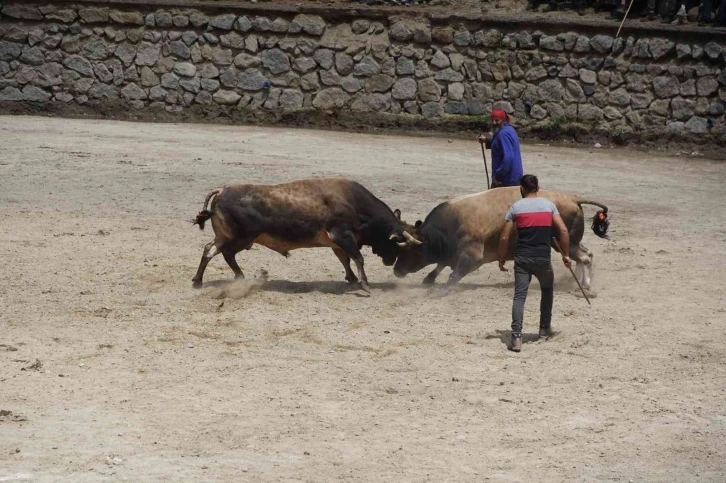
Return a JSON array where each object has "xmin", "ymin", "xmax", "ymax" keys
[
  {"xmin": 421, "ymin": 101, "xmax": 443, "ymax": 118},
  {"xmin": 210, "ymin": 14, "xmax": 237, "ymax": 30},
  {"xmin": 110, "ymin": 11, "xmax": 144, "ymax": 26},
  {"xmin": 313, "ymin": 87, "xmax": 349, "ymax": 109},
  {"xmin": 261, "ymin": 49, "xmax": 290, "ymax": 74},
  {"xmin": 213, "ymin": 90, "xmax": 241, "ymax": 105},
  {"xmin": 290, "ymin": 15, "xmax": 327, "ymax": 36},
  {"xmin": 653, "ymin": 76, "xmax": 680, "ymax": 98}
]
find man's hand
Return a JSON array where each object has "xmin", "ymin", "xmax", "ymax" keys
[
  {"xmin": 498, "ymin": 260, "xmax": 508, "ymax": 272},
  {"xmin": 477, "ymin": 134, "xmax": 492, "ymax": 148},
  {"xmin": 562, "ymin": 256, "xmax": 572, "ymax": 270}
]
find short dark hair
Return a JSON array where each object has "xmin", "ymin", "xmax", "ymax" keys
[{"xmin": 520, "ymin": 174, "xmax": 539, "ymax": 193}]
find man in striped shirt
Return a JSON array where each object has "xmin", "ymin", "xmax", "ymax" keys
[{"xmin": 497, "ymin": 175, "xmax": 572, "ymax": 353}]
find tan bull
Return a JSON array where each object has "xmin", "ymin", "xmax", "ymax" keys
[{"xmin": 392, "ymin": 187, "xmax": 609, "ymax": 290}]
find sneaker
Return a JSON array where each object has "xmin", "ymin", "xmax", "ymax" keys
[
  {"xmin": 539, "ymin": 327, "xmax": 553, "ymax": 340},
  {"xmin": 674, "ymin": 5, "xmax": 687, "ymax": 24},
  {"xmin": 509, "ymin": 335, "xmax": 522, "ymax": 352}
]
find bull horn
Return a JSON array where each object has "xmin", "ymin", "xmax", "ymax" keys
[
  {"xmin": 403, "ymin": 231, "xmax": 423, "ymax": 245},
  {"xmin": 396, "ymin": 241, "xmax": 408, "ymax": 247}
]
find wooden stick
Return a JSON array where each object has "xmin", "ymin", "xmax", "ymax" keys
[
  {"xmin": 616, "ymin": 0, "xmax": 636, "ymax": 39},
  {"xmin": 552, "ymin": 238, "xmax": 591, "ymax": 305},
  {"xmin": 480, "ymin": 142, "xmax": 491, "ymax": 190}
]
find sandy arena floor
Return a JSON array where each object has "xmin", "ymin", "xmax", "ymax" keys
[{"xmin": 0, "ymin": 116, "xmax": 725, "ymax": 482}]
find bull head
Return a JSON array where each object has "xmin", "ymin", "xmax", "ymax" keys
[{"xmin": 392, "ymin": 221, "xmax": 431, "ymax": 278}]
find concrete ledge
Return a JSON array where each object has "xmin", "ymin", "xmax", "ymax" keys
[{"xmin": 16, "ymin": 0, "xmax": 726, "ymax": 41}]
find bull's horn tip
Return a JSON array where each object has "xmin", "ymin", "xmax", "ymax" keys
[{"xmin": 404, "ymin": 232, "xmax": 423, "ymax": 245}]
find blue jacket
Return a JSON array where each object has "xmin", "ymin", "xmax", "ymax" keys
[{"xmin": 490, "ymin": 123, "xmax": 524, "ymax": 187}]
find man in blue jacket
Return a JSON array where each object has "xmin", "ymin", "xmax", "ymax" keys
[{"xmin": 478, "ymin": 109, "xmax": 524, "ymax": 188}]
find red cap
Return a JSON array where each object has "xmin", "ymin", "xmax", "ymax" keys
[{"xmin": 491, "ymin": 109, "xmax": 509, "ymax": 122}]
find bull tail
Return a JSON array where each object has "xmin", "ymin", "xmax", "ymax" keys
[
  {"xmin": 577, "ymin": 200, "xmax": 610, "ymax": 239},
  {"xmin": 193, "ymin": 187, "xmax": 224, "ymax": 231}
]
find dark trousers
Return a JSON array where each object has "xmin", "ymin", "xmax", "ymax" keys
[
  {"xmin": 719, "ymin": 2, "xmax": 726, "ymax": 25},
  {"xmin": 512, "ymin": 256, "xmax": 554, "ymax": 337}
]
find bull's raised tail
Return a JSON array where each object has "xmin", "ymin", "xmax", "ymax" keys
[
  {"xmin": 577, "ymin": 200, "xmax": 610, "ymax": 239},
  {"xmin": 193, "ymin": 187, "xmax": 224, "ymax": 230}
]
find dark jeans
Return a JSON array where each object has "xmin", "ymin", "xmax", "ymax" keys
[
  {"xmin": 512, "ymin": 256, "xmax": 554, "ymax": 337},
  {"xmin": 705, "ymin": 0, "xmax": 726, "ymax": 23}
]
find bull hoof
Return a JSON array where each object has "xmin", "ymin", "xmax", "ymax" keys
[
  {"xmin": 422, "ymin": 275, "xmax": 437, "ymax": 286},
  {"xmin": 574, "ymin": 288, "xmax": 597, "ymax": 299},
  {"xmin": 192, "ymin": 280, "xmax": 203, "ymax": 289},
  {"xmin": 345, "ymin": 274, "xmax": 359, "ymax": 284},
  {"xmin": 359, "ymin": 281, "xmax": 371, "ymax": 293}
]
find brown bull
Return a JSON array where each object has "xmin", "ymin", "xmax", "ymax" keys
[
  {"xmin": 191, "ymin": 178, "xmax": 410, "ymax": 292},
  {"xmin": 393, "ymin": 187, "xmax": 609, "ymax": 289}
]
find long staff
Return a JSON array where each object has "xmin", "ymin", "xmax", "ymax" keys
[
  {"xmin": 552, "ymin": 238, "xmax": 591, "ymax": 305},
  {"xmin": 480, "ymin": 143, "xmax": 491, "ymax": 190},
  {"xmin": 616, "ymin": 0, "xmax": 636, "ymax": 38}
]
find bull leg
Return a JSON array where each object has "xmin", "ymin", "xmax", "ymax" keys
[
  {"xmin": 222, "ymin": 247, "xmax": 245, "ymax": 280},
  {"xmin": 332, "ymin": 248, "xmax": 358, "ymax": 284},
  {"xmin": 569, "ymin": 243, "xmax": 593, "ymax": 290},
  {"xmin": 447, "ymin": 245, "xmax": 484, "ymax": 286},
  {"xmin": 192, "ymin": 240, "xmax": 223, "ymax": 288},
  {"xmin": 329, "ymin": 230, "xmax": 370, "ymax": 293},
  {"xmin": 422, "ymin": 263, "xmax": 446, "ymax": 285}
]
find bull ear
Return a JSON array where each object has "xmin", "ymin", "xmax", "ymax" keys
[
  {"xmin": 394, "ymin": 209, "xmax": 401, "ymax": 220},
  {"xmin": 415, "ymin": 220, "xmax": 422, "ymax": 228}
]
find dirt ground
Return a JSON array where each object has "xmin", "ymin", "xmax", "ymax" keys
[{"xmin": 0, "ymin": 115, "xmax": 725, "ymax": 482}]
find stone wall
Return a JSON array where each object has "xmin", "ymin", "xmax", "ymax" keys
[{"xmin": 1, "ymin": 0, "xmax": 726, "ymax": 143}]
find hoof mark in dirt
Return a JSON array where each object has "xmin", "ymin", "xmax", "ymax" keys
[
  {"xmin": 205, "ymin": 278, "xmax": 264, "ymax": 300},
  {"xmin": 0, "ymin": 410, "xmax": 28, "ymax": 423},
  {"xmin": 20, "ymin": 359, "xmax": 42, "ymax": 371}
]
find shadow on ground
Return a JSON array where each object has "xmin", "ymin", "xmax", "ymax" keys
[{"xmin": 485, "ymin": 329, "xmax": 559, "ymax": 347}]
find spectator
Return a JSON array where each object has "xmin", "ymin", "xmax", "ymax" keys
[
  {"xmin": 718, "ymin": 0, "xmax": 726, "ymax": 25},
  {"xmin": 700, "ymin": 0, "xmax": 714, "ymax": 24},
  {"xmin": 643, "ymin": 0, "xmax": 659, "ymax": 20},
  {"xmin": 611, "ymin": 0, "xmax": 628, "ymax": 19},
  {"xmin": 699, "ymin": 0, "xmax": 726, "ymax": 25},
  {"xmin": 659, "ymin": 0, "xmax": 688, "ymax": 23}
]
